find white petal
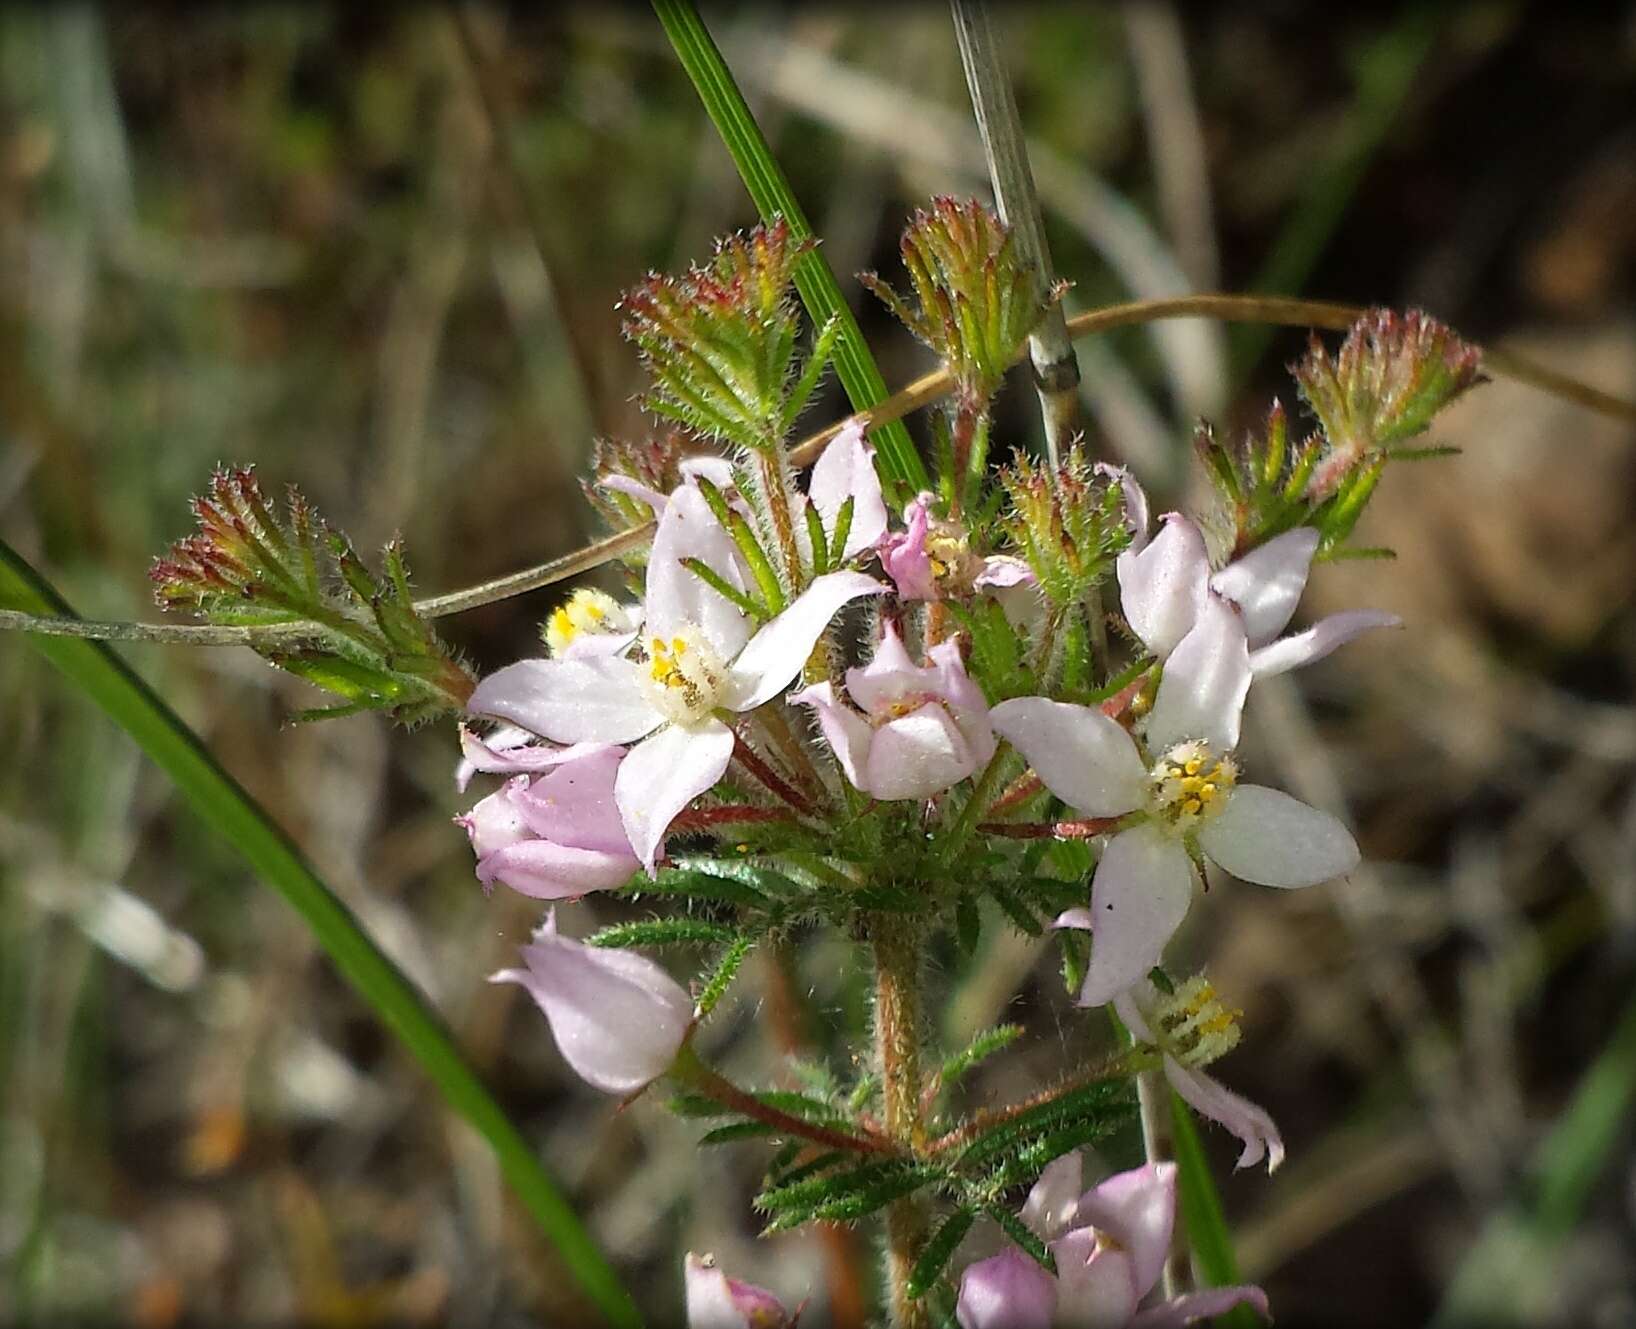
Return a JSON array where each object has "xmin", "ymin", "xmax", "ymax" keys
[
  {"xmin": 1249, "ymin": 609, "xmax": 1402, "ymax": 678},
  {"xmin": 1163, "ymin": 1055, "xmax": 1284, "ymax": 1172},
  {"xmin": 725, "ymin": 571, "xmax": 885, "ymax": 711},
  {"xmin": 990, "ymin": 698, "xmax": 1147, "ymax": 818},
  {"xmin": 647, "ymin": 483, "xmax": 752, "ymax": 659},
  {"xmin": 809, "ymin": 421, "xmax": 888, "ymax": 559},
  {"xmin": 845, "ymin": 620, "xmax": 927, "ymax": 714},
  {"xmin": 468, "ymin": 658, "xmax": 661, "ymax": 745},
  {"xmin": 614, "ymin": 719, "xmax": 736, "ymax": 872},
  {"xmin": 1129, "ymin": 1284, "xmax": 1271, "ymax": 1328},
  {"xmin": 1210, "ymin": 527, "xmax": 1317, "ymax": 646},
  {"xmin": 1078, "ymin": 826, "xmax": 1196, "ymax": 1009},
  {"xmin": 492, "ymin": 913, "xmax": 691, "ymax": 1095},
  {"xmin": 790, "ymin": 682, "xmax": 872, "ymax": 791},
  {"xmin": 1145, "ymin": 595, "xmax": 1251, "ymax": 754},
  {"xmin": 1197, "ymin": 784, "xmax": 1359, "ymax": 888},
  {"xmin": 1020, "ymin": 1152, "xmax": 1084, "ymax": 1241},
  {"xmin": 865, "ymin": 704, "xmax": 976, "ymax": 800},
  {"xmin": 599, "ymin": 474, "xmax": 670, "ymax": 516},
  {"xmin": 1054, "ymin": 907, "xmax": 1097, "ymax": 932},
  {"xmin": 679, "ymin": 456, "xmax": 737, "ymax": 489},
  {"xmin": 1116, "ymin": 513, "xmax": 1209, "ymax": 658}
]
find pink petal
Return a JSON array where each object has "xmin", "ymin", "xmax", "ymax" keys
[
  {"xmin": 880, "ymin": 494, "xmax": 939, "ymax": 601},
  {"xmin": 491, "ymin": 912, "xmax": 691, "ymax": 1095},
  {"xmin": 1078, "ymin": 825, "xmax": 1196, "ymax": 1009},
  {"xmin": 865, "ymin": 703, "xmax": 978, "ymax": 800},
  {"xmin": 929, "ymin": 638, "xmax": 996, "ymax": 765},
  {"xmin": 1163, "ymin": 1055, "xmax": 1285, "ymax": 1172},
  {"xmin": 457, "ymin": 726, "xmax": 620, "ymax": 788},
  {"xmin": 1197, "ymin": 784, "xmax": 1359, "ymax": 889},
  {"xmin": 956, "ymin": 1249, "xmax": 1057, "ymax": 1329},
  {"xmin": 1145, "ymin": 594, "xmax": 1251, "ymax": 755},
  {"xmin": 476, "ymin": 839, "xmax": 639, "ymax": 899},
  {"xmin": 973, "ymin": 556, "xmax": 1036, "ymax": 590},
  {"xmin": 468, "ymin": 657, "xmax": 661, "ymax": 745},
  {"xmin": 1116, "ymin": 513, "xmax": 1209, "ymax": 659},
  {"xmin": 507, "ymin": 747, "xmax": 631, "ymax": 854},
  {"xmin": 1210, "ymin": 527, "xmax": 1318, "ymax": 647},
  {"xmin": 680, "ymin": 456, "xmax": 737, "ymax": 489},
  {"xmin": 614, "ymin": 719, "xmax": 736, "ymax": 873},
  {"xmin": 990, "ymin": 698, "xmax": 1148, "ymax": 818},
  {"xmin": 725, "ymin": 571, "xmax": 886, "ymax": 711},
  {"xmin": 1248, "ymin": 608, "xmax": 1401, "ymax": 678},
  {"xmin": 789, "ymin": 682, "xmax": 872, "ymax": 791},
  {"xmin": 1051, "ymin": 1229, "xmax": 1141, "ymax": 1329},
  {"xmin": 1073, "ymin": 1163, "xmax": 1176, "ymax": 1300},
  {"xmin": 809, "ymin": 421, "xmax": 888, "ymax": 560},
  {"xmin": 647, "ymin": 483, "xmax": 753, "ymax": 660},
  {"xmin": 600, "ymin": 474, "xmax": 670, "ymax": 515},
  {"xmin": 1020, "ymin": 1153, "xmax": 1084, "ymax": 1241},
  {"xmin": 845, "ymin": 620, "xmax": 925, "ymax": 714},
  {"xmin": 1130, "ymin": 1285, "xmax": 1270, "ymax": 1328},
  {"xmin": 457, "ymin": 781, "xmax": 533, "ymax": 859},
  {"xmin": 685, "ymin": 1252, "xmax": 790, "ymax": 1329}
]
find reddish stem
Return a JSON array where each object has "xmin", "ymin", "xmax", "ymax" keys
[
  {"xmin": 731, "ymin": 731, "xmax": 815, "ymax": 815},
  {"xmin": 986, "ymin": 772, "xmax": 1043, "ymax": 816},
  {"xmin": 685, "ymin": 1061, "xmax": 897, "ymax": 1157},
  {"xmin": 668, "ymin": 804, "xmax": 793, "ymax": 833}
]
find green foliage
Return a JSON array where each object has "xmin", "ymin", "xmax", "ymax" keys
[
  {"xmin": 908, "ymin": 1209, "xmax": 977, "ymax": 1299},
  {"xmin": 861, "ymin": 196, "xmax": 1060, "ymax": 406},
  {"xmin": 150, "ymin": 468, "xmax": 472, "ymax": 724},
  {"xmin": 997, "ymin": 445, "xmax": 1131, "ymax": 609},
  {"xmin": 586, "ymin": 918, "xmax": 741, "ymax": 949},
  {"xmin": 939, "ymin": 1024, "xmax": 1025, "ymax": 1089},
  {"xmin": 620, "ymin": 219, "xmax": 825, "ymax": 452},
  {"xmin": 1202, "ymin": 308, "xmax": 1481, "ymax": 559},
  {"xmin": 758, "ymin": 1159, "xmax": 941, "ymax": 1231}
]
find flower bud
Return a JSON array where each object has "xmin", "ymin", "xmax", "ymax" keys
[{"xmin": 491, "ymin": 912, "xmax": 691, "ymax": 1095}]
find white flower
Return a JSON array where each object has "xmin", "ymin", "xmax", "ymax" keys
[
  {"xmin": 468, "ymin": 482, "xmax": 884, "ymax": 871},
  {"xmin": 991, "ymin": 594, "xmax": 1360, "ymax": 1007},
  {"xmin": 1107, "ymin": 465, "xmax": 1399, "ymax": 676}
]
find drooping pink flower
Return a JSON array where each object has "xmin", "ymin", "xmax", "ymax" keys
[
  {"xmin": 685, "ymin": 1252, "xmax": 794, "ymax": 1328},
  {"xmin": 791, "ymin": 623, "xmax": 995, "ymax": 801},
  {"xmin": 992, "ymin": 594, "xmax": 1359, "ymax": 1007},
  {"xmin": 958, "ymin": 1156, "xmax": 1269, "ymax": 1329},
  {"xmin": 1114, "ymin": 978, "xmax": 1284, "ymax": 1173},
  {"xmin": 490, "ymin": 911, "xmax": 691, "ymax": 1095},
  {"xmin": 468, "ymin": 483, "xmax": 885, "ymax": 871},
  {"xmin": 1110, "ymin": 467, "xmax": 1398, "ymax": 675},
  {"xmin": 456, "ymin": 739, "xmax": 642, "ymax": 900}
]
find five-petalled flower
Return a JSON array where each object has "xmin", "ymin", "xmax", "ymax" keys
[{"xmin": 991, "ymin": 592, "xmax": 1361, "ymax": 1007}]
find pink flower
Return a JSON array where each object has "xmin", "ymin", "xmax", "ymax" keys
[
  {"xmin": 992, "ymin": 594, "xmax": 1359, "ymax": 1007},
  {"xmin": 456, "ymin": 737, "xmax": 642, "ymax": 900},
  {"xmin": 1110, "ymin": 467, "xmax": 1398, "ymax": 675},
  {"xmin": 490, "ymin": 911, "xmax": 692, "ymax": 1095},
  {"xmin": 797, "ymin": 421, "xmax": 890, "ymax": 564},
  {"xmin": 685, "ymin": 1252, "xmax": 795, "ymax": 1328},
  {"xmin": 791, "ymin": 623, "xmax": 995, "ymax": 801},
  {"xmin": 880, "ymin": 492, "xmax": 941, "ymax": 601},
  {"xmin": 958, "ymin": 1156, "xmax": 1269, "ymax": 1328},
  {"xmin": 468, "ymin": 483, "xmax": 885, "ymax": 871},
  {"xmin": 1114, "ymin": 978, "xmax": 1284, "ymax": 1172}
]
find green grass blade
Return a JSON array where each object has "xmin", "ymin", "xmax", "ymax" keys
[
  {"xmin": 1171, "ymin": 1094, "xmax": 1266, "ymax": 1328},
  {"xmin": 650, "ymin": 0, "xmax": 929, "ymax": 497},
  {"xmin": 0, "ymin": 540, "xmax": 642, "ymax": 1329},
  {"xmin": 1431, "ymin": 991, "xmax": 1636, "ymax": 1327}
]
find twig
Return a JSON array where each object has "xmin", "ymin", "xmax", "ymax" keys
[
  {"xmin": 677, "ymin": 1054, "xmax": 897, "ymax": 1157},
  {"xmin": 926, "ymin": 1049, "xmax": 1152, "ymax": 1156}
]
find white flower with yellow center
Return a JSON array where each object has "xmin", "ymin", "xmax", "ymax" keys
[
  {"xmin": 991, "ymin": 593, "xmax": 1360, "ymax": 1008},
  {"xmin": 468, "ymin": 483, "xmax": 884, "ymax": 871}
]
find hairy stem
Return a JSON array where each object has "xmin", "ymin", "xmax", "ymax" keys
[
  {"xmin": 871, "ymin": 914, "xmax": 930, "ymax": 1329},
  {"xmin": 730, "ymin": 730, "xmax": 816, "ymax": 816},
  {"xmin": 673, "ymin": 1047, "xmax": 895, "ymax": 1156}
]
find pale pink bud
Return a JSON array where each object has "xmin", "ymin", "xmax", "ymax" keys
[
  {"xmin": 490, "ymin": 912, "xmax": 691, "ymax": 1095},
  {"xmin": 879, "ymin": 493, "xmax": 940, "ymax": 601},
  {"xmin": 956, "ymin": 1248, "xmax": 1056, "ymax": 1329}
]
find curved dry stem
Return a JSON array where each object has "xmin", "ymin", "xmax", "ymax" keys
[{"xmin": 6, "ymin": 293, "xmax": 1632, "ymax": 647}]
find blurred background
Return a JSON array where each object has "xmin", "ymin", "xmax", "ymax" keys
[{"xmin": 2, "ymin": 3, "xmax": 1634, "ymax": 1326}]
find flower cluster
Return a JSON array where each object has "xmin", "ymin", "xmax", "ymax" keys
[{"xmin": 142, "ymin": 204, "xmax": 1478, "ymax": 1325}]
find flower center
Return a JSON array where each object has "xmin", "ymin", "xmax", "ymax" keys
[
  {"xmin": 641, "ymin": 629, "xmax": 725, "ymax": 725},
  {"xmin": 1149, "ymin": 975, "xmax": 1242, "ymax": 1069},
  {"xmin": 1147, "ymin": 740, "xmax": 1237, "ymax": 832},
  {"xmin": 545, "ymin": 588, "xmax": 635, "ymax": 656}
]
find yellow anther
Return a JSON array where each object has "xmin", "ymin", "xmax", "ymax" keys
[
  {"xmin": 545, "ymin": 588, "xmax": 631, "ymax": 656},
  {"xmin": 671, "ymin": 636, "xmax": 687, "ymax": 655},
  {"xmin": 1184, "ymin": 757, "xmax": 1203, "ymax": 776}
]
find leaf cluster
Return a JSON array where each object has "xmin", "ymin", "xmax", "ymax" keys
[{"xmin": 150, "ymin": 468, "xmax": 472, "ymax": 723}]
